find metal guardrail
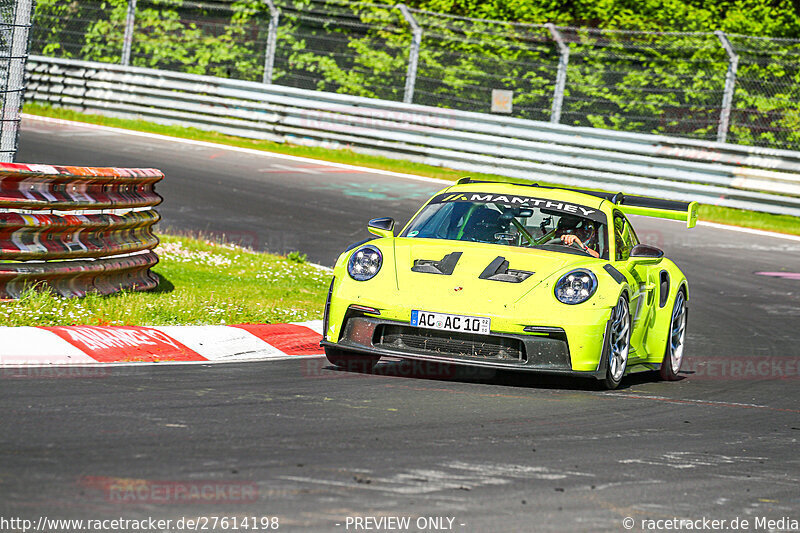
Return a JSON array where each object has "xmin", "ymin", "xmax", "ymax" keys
[
  {"xmin": 0, "ymin": 161, "xmax": 162, "ymax": 299},
  {"xmin": 25, "ymin": 56, "xmax": 800, "ymax": 218}
]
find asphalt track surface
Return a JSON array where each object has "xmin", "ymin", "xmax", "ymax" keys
[{"xmin": 3, "ymin": 117, "xmax": 799, "ymax": 532}]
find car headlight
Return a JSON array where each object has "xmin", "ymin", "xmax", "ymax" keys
[
  {"xmin": 554, "ymin": 269, "xmax": 598, "ymax": 305},
  {"xmin": 348, "ymin": 245, "xmax": 382, "ymax": 281}
]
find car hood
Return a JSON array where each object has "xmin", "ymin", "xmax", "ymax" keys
[{"xmin": 392, "ymin": 238, "xmax": 585, "ymax": 313}]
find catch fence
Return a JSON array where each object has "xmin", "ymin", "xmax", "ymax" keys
[
  {"xmin": 0, "ymin": 0, "xmax": 35, "ymax": 162},
  {"xmin": 29, "ymin": 0, "xmax": 800, "ymax": 151}
]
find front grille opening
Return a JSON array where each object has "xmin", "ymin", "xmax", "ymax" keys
[{"xmin": 375, "ymin": 324, "xmax": 526, "ymax": 362}]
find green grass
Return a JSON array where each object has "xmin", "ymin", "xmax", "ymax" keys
[
  {"xmin": 23, "ymin": 103, "xmax": 800, "ymax": 237},
  {"xmin": 0, "ymin": 234, "xmax": 331, "ymax": 327},
  {"xmin": 695, "ymin": 204, "xmax": 800, "ymax": 235}
]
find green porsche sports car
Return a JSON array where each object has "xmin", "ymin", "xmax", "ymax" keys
[{"xmin": 321, "ymin": 179, "xmax": 697, "ymax": 389}]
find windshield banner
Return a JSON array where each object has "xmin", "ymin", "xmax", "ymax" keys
[{"xmin": 430, "ymin": 192, "xmax": 607, "ymax": 223}]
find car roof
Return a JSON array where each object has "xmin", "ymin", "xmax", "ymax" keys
[{"xmin": 442, "ymin": 181, "xmax": 608, "ymax": 211}]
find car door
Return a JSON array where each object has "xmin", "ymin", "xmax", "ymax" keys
[{"xmin": 611, "ymin": 211, "xmax": 657, "ymax": 358}]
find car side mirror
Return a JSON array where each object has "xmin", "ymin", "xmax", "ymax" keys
[
  {"xmin": 630, "ymin": 243, "xmax": 664, "ymax": 263},
  {"xmin": 368, "ymin": 217, "xmax": 395, "ymax": 238}
]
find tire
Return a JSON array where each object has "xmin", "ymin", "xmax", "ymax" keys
[
  {"xmin": 324, "ymin": 346, "xmax": 380, "ymax": 372},
  {"xmin": 600, "ymin": 295, "xmax": 631, "ymax": 390},
  {"xmin": 659, "ymin": 288, "xmax": 687, "ymax": 381}
]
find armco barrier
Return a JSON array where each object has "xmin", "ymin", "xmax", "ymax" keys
[
  {"xmin": 25, "ymin": 55, "xmax": 800, "ymax": 218},
  {"xmin": 0, "ymin": 162, "xmax": 162, "ymax": 299}
]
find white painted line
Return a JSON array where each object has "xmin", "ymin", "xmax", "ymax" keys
[
  {"xmin": 269, "ymin": 163, "xmax": 318, "ymax": 174},
  {"xmin": 23, "ymin": 114, "xmax": 800, "ymax": 242},
  {"xmin": 696, "ymin": 220, "xmax": 800, "ymax": 242},
  {"xmin": 293, "ymin": 319, "xmax": 324, "ymax": 335},
  {"xmin": 604, "ymin": 393, "xmax": 773, "ymax": 410},
  {"xmin": 309, "ymin": 262, "xmax": 333, "ymax": 272},
  {"xmin": 21, "ymin": 114, "xmax": 453, "ymax": 186},
  {"xmin": 151, "ymin": 325, "xmax": 286, "ymax": 361},
  {"xmin": 0, "ymin": 327, "xmax": 95, "ymax": 365},
  {"xmin": 637, "ymin": 214, "xmax": 800, "ymax": 242}
]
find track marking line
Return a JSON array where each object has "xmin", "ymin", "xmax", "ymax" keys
[
  {"xmin": 604, "ymin": 393, "xmax": 800, "ymax": 414},
  {"xmin": 755, "ymin": 271, "xmax": 800, "ymax": 280},
  {"xmin": 619, "ymin": 451, "xmax": 768, "ymax": 469},
  {"xmin": 268, "ymin": 164, "xmax": 318, "ymax": 174},
  {"xmin": 696, "ymin": 221, "xmax": 800, "ymax": 242},
  {"xmin": 382, "ymin": 384, "xmax": 799, "ymax": 414},
  {"xmin": 655, "ymin": 216, "xmax": 800, "ymax": 242},
  {"xmin": 21, "ymin": 114, "xmax": 452, "ymax": 186}
]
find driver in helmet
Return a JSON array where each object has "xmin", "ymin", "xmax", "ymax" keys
[{"xmin": 556, "ymin": 214, "xmax": 600, "ymax": 258}]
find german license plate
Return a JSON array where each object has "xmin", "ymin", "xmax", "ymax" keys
[{"xmin": 410, "ymin": 310, "xmax": 490, "ymax": 335}]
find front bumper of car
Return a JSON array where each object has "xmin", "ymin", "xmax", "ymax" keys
[
  {"xmin": 322, "ymin": 313, "xmax": 613, "ymax": 380},
  {"xmin": 324, "ymin": 262, "xmax": 617, "ymax": 375}
]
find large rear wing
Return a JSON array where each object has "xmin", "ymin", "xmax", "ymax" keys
[
  {"xmin": 570, "ymin": 190, "xmax": 699, "ymax": 228},
  {"xmin": 454, "ymin": 179, "xmax": 699, "ymax": 228}
]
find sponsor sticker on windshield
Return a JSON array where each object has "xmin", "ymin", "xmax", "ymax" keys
[{"xmin": 431, "ymin": 191, "xmax": 604, "ymax": 222}]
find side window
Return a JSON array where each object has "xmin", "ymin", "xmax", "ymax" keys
[
  {"xmin": 410, "ymin": 202, "xmax": 460, "ymax": 239},
  {"xmin": 596, "ymin": 223, "xmax": 607, "ymax": 259},
  {"xmin": 613, "ymin": 213, "xmax": 639, "ymax": 261}
]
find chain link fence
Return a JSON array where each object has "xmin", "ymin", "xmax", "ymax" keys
[
  {"xmin": 1, "ymin": 0, "xmax": 35, "ymax": 162},
  {"xmin": 30, "ymin": 0, "xmax": 800, "ymax": 151}
]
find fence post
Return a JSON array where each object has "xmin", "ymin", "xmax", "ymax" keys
[
  {"xmin": 546, "ymin": 23, "xmax": 569, "ymax": 124},
  {"xmin": 0, "ymin": 0, "xmax": 35, "ymax": 163},
  {"xmin": 715, "ymin": 30, "xmax": 738, "ymax": 144},
  {"xmin": 121, "ymin": 0, "xmax": 137, "ymax": 66},
  {"xmin": 262, "ymin": 0, "xmax": 279, "ymax": 84},
  {"xmin": 397, "ymin": 3, "xmax": 421, "ymax": 104}
]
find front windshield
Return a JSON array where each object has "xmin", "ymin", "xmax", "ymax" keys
[{"xmin": 401, "ymin": 192, "xmax": 608, "ymax": 259}]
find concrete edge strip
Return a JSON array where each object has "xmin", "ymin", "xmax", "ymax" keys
[
  {"xmin": 22, "ymin": 114, "xmax": 800, "ymax": 243},
  {"xmin": 0, "ymin": 320, "xmax": 324, "ymax": 367}
]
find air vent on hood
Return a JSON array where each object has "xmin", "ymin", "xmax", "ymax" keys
[
  {"xmin": 479, "ymin": 256, "xmax": 533, "ymax": 283},
  {"xmin": 411, "ymin": 251, "xmax": 462, "ymax": 275}
]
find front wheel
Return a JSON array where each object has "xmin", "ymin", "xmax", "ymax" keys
[
  {"xmin": 659, "ymin": 288, "xmax": 687, "ymax": 380},
  {"xmin": 600, "ymin": 295, "xmax": 631, "ymax": 390},
  {"xmin": 324, "ymin": 346, "xmax": 380, "ymax": 372}
]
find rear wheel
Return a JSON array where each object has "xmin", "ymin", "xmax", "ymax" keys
[
  {"xmin": 601, "ymin": 295, "xmax": 631, "ymax": 390},
  {"xmin": 659, "ymin": 288, "xmax": 687, "ymax": 381},
  {"xmin": 324, "ymin": 346, "xmax": 380, "ymax": 372}
]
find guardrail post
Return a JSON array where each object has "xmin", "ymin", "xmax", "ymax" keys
[
  {"xmin": 397, "ymin": 4, "xmax": 421, "ymax": 104},
  {"xmin": 546, "ymin": 23, "xmax": 569, "ymax": 124},
  {"xmin": 0, "ymin": 0, "xmax": 35, "ymax": 163},
  {"xmin": 121, "ymin": 0, "xmax": 137, "ymax": 66},
  {"xmin": 715, "ymin": 30, "xmax": 738, "ymax": 144},
  {"xmin": 262, "ymin": 0, "xmax": 279, "ymax": 84}
]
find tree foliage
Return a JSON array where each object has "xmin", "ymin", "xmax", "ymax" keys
[
  {"xmin": 410, "ymin": 0, "xmax": 800, "ymax": 38},
  {"xmin": 30, "ymin": 0, "xmax": 800, "ymax": 149}
]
